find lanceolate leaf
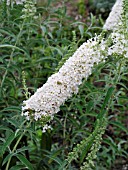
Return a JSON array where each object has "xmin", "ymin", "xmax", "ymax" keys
[
  {"xmin": 0, "ymin": 45, "xmax": 29, "ymax": 57},
  {"xmin": 16, "ymin": 154, "xmax": 34, "ymax": 170},
  {"xmin": 1, "ymin": 133, "xmax": 15, "ymax": 155},
  {"xmin": 1, "ymin": 106, "xmax": 21, "ymax": 112},
  {"xmin": 10, "ymin": 165, "xmax": 26, "ymax": 170},
  {"xmin": 0, "ymin": 126, "xmax": 13, "ymax": 132},
  {"xmin": 110, "ymin": 121, "xmax": 128, "ymax": 133},
  {"xmin": 97, "ymin": 86, "xmax": 115, "ymax": 119},
  {"xmin": 2, "ymin": 153, "xmax": 15, "ymax": 166},
  {"xmin": 101, "ymin": 86, "xmax": 115, "ymax": 111}
]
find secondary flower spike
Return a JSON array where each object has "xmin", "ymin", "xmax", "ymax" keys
[{"xmin": 103, "ymin": 0, "xmax": 123, "ymax": 30}]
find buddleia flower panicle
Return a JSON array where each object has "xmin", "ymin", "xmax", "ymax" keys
[
  {"xmin": 22, "ymin": 34, "xmax": 108, "ymax": 125},
  {"xmin": 103, "ymin": 0, "xmax": 123, "ymax": 31},
  {"xmin": 22, "ymin": 0, "xmax": 128, "ymax": 132},
  {"xmin": 105, "ymin": 0, "xmax": 128, "ymax": 58}
]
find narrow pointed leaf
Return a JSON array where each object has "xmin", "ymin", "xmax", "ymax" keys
[
  {"xmin": 16, "ymin": 154, "xmax": 34, "ymax": 170},
  {"xmin": 1, "ymin": 133, "xmax": 15, "ymax": 155}
]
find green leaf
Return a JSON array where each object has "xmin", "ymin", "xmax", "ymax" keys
[
  {"xmin": 75, "ymin": 103, "xmax": 83, "ymax": 114},
  {"xmin": 10, "ymin": 165, "xmax": 26, "ymax": 170},
  {"xmin": 0, "ymin": 126, "xmax": 13, "ymax": 132},
  {"xmin": 1, "ymin": 133, "xmax": 15, "ymax": 155},
  {"xmin": 16, "ymin": 146, "xmax": 30, "ymax": 154},
  {"xmin": 2, "ymin": 153, "xmax": 15, "ymax": 166},
  {"xmin": 51, "ymin": 47, "xmax": 63, "ymax": 56},
  {"xmin": 0, "ymin": 137, "xmax": 5, "ymax": 142},
  {"xmin": 86, "ymin": 101, "xmax": 94, "ymax": 112},
  {"xmin": 1, "ymin": 106, "xmax": 21, "ymax": 113},
  {"xmin": 110, "ymin": 121, "xmax": 128, "ymax": 133},
  {"xmin": 104, "ymin": 138, "xmax": 117, "ymax": 151},
  {"xmin": 44, "ymin": 150, "xmax": 63, "ymax": 165},
  {"xmin": 0, "ymin": 44, "xmax": 23, "ymax": 51},
  {"xmin": 97, "ymin": 86, "xmax": 115, "ymax": 119},
  {"xmin": 101, "ymin": 87, "xmax": 115, "ymax": 111},
  {"xmin": 0, "ymin": 44, "xmax": 29, "ymax": 57},
  {"xmin": 0, "ymin": 29, "xmax": 16, "ymax": 38},
  {"xmin": 117, "ymin": 82, "xmax": 128, "ymax": 90},
  {"xmin": 7, "ymin": 119, "xmax": 19, "ymax": 128},
  {"xmin": 16, "ymin": 154, "xmax": 34, "ymax": 170},
  {"xmin": 37, "ymin": 57, "xmax": 58, "ymax": 62},
  {"xmin": 78, "ymin": 25, "xmax": 84, "ymax": 37}
]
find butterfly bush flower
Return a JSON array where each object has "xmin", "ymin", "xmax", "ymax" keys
[
  {"xmin": 103, "ymin": 0, "xmax": 123, "ymax": 31},
  {"xmin": 22, "ymin": 35, "xmax": 108, "ymax": 123},
  {"xmin": 108, "ymin": 32, "xmax": 128, "ymax": 58},
  {"xmin": 22, "ymin": 0, "xmax": 128, "ymax": 131},
  {"xmin": 103, "ymin": 0, "xmax": 128, "ymax": 58}
]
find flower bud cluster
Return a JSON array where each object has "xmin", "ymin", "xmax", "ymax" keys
[
  {"xmin": 21, "ymin": 0, "xmax": 37, "ymax": 19},
  {"xmin": 80, "ymin": 119, "xmax": 107, "ymax": 170}
]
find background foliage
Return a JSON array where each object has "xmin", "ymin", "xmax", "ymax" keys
[{"xmin": 0, "ymin": 0, "xmax": 127, "ymax": 170}]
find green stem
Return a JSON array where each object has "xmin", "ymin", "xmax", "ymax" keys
[
  {"xmin": 5, "ymin": 120, "xmax": 31, "ymax": 170},
  {"xmin": 63, "ymin": 112, "xmax": 68, "ymax": 139},
  {"xmin": 5, "ymin": 134, "xmax": 24, "ymax": 170}
]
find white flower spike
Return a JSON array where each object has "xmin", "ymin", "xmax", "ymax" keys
[
  {"xmin": 22, "ymin": 0, "xmax": 128, "ymax": 131},
  {"xmin": 22, "ymin": 35, "xmax": 107, "ymax": 122},
  {"xmin": 103, "ymin": 0, "xmax": 123, "ymax": 31}
]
